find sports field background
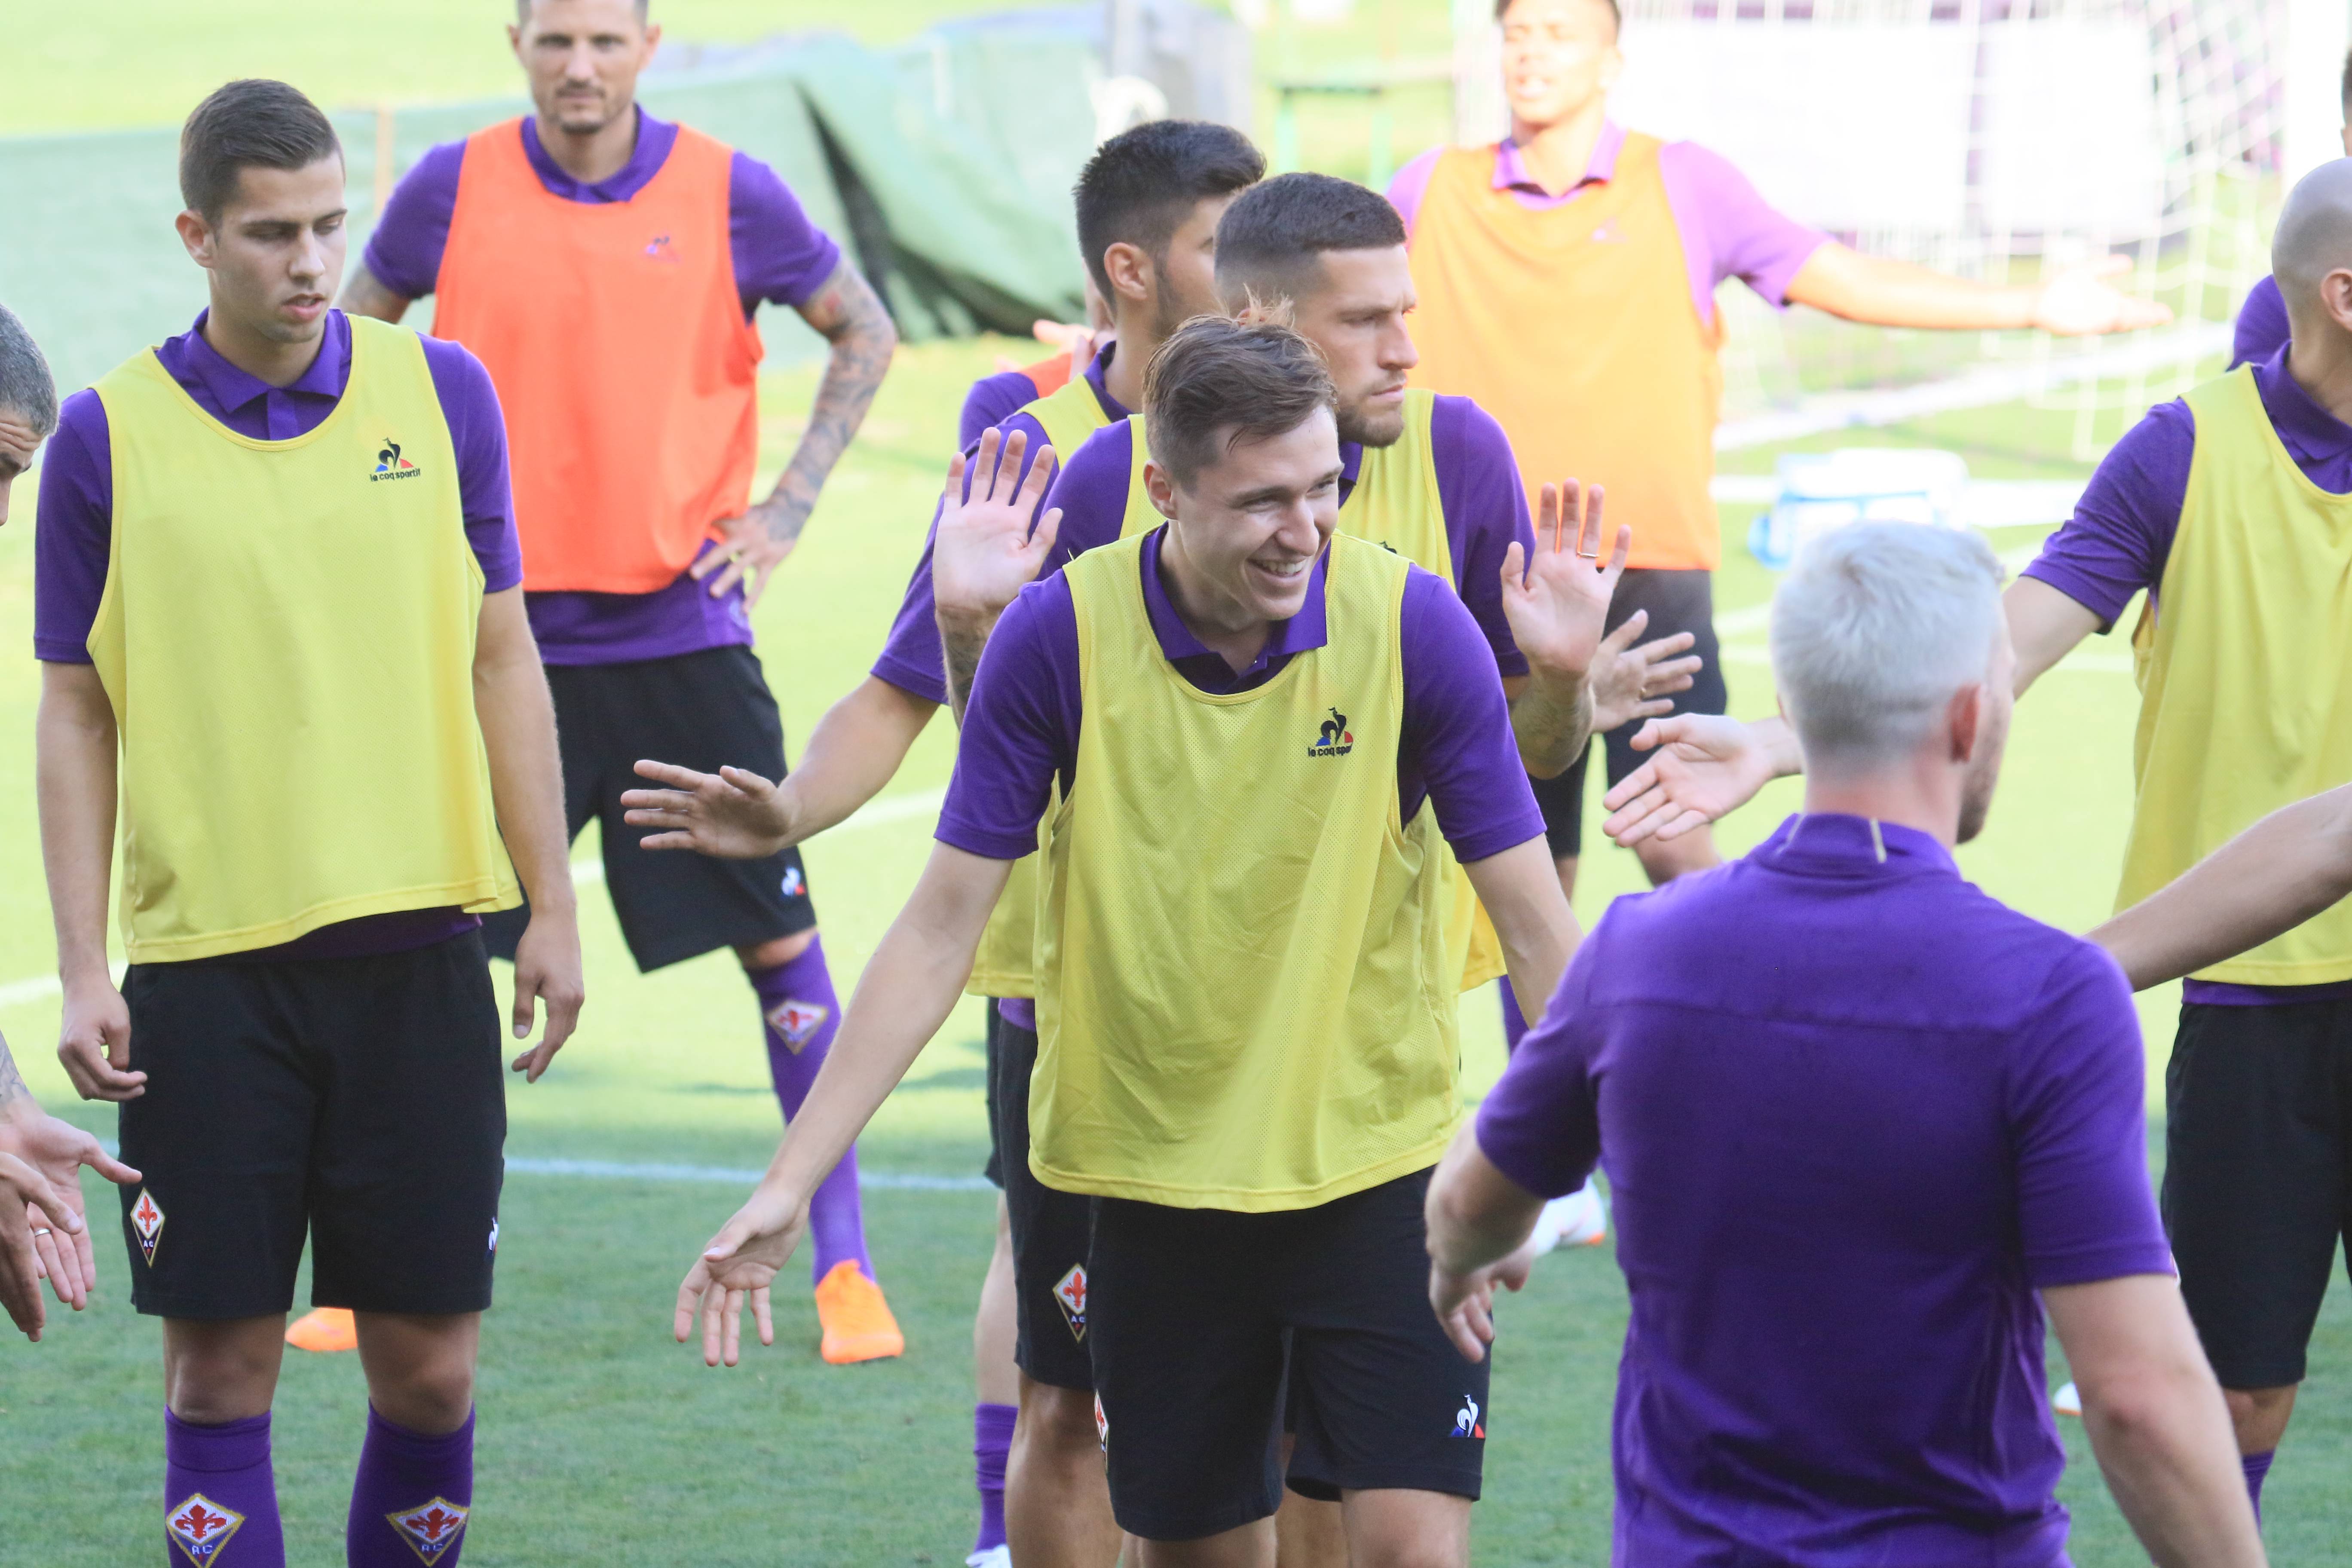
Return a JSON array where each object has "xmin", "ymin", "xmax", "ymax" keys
[{"xmin": 2, "ymin": 4, "xmax": 2347, "ymax": 1563}]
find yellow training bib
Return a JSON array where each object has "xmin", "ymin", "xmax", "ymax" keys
[
  {"xmin": 2117, "ymin": 366, "xmax": 2352, "ymax": 983},
  {"xmin": 1032, "ymin": 531, "xmax": 1458, "ymax": 1210},
  {"xmin": 89, "ymin": 317, "xmax": 520, "ymax": 961}
]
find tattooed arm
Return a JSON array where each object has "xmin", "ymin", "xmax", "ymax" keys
[
  {"xmin": 697, "ymin": 262, "xmax": 898, "ymax": 607},
  {"xmin": 0, "ymin": 1036, "xmax": 30, "ymax": 1127},
  {"xmin": 335, "ymin": 260, "xmax": 414, "ymax": 324}
]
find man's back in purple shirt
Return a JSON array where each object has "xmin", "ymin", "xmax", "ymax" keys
[{"xmin": 1477, "ymin": 813, "xmax": 2170, "ymax": 1566}]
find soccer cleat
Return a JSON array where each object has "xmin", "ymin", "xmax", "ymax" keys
[
  {"xmin": 1528, "ymin": 1185, "xmax": 1610, "ymax": 1254},
  {"xmin": 966, "ymin": 1548, "xmax": 1012, "ymax": 1568},
  {"xmin": 285, "ymin": 1307, "xmax": 358, "ymax": 1354},
  {"xmin": 2052, "ymin": 1381, "xmax": 2082, "ymax": 1418},
  {"xmin": 815, "ymin": 1261, "xmax": 904, "ymax": 1365}
]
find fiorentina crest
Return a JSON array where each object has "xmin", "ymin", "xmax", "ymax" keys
[
  {"xmin": 765, "ymin": 998, "xmax": 830, "ymax": 1052},
  {"xmin": 1052, "ymin": 1263, "xmax": 1088, "ymax": 1343},
  {"xmin": 131, "ymin": 1188, "xmax": 165, "ymax": 1265},
  {"xmin": 386, "ymin": 1498, "xmax": 471, "ymax": 1565},
  {"xmin": 166, "ymin": 1494, "xmax": 244, "ymax": 1564}
]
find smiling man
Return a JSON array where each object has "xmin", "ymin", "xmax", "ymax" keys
[
  {"xmin": 34, "ymin": 80, "xmax": 579, "ymax": 1567},
  {"xmin": 343, "ymin": 0, "xmax": 903, "ymax": 1365},
  {"xmin": 668, "ymin": 318, "xmax": 1578, "ymax": 1566}
]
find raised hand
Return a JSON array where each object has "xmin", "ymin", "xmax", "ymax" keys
[
  {"xmin": 1599, "ymin": 714, "xmax": 1778, "ymax": 847},
  {"xmin": 623, "ymin": 760, "xmax": 794, "ymax": 860},
  {"xmin": 674, "ymin": 1185, "xmax": 808, "ymax": 1368},
  {"xmin": 1502, "ymin": 480, "xmax": 1629, "ymax": 681},
  {"xmin": 1588, "ymin": 610, "xmax": 1701, "ymax": 735},
  {"xmin": 0, "ymin": 1109, "xmax": 140, "ymax": 1315},
  {"xmin": 931, "ymin": 428, "xmax": 1064, "ymax": 626},
  {"xmin": 1429, "ymin": 1247, "xmax": 1533, "ymax": 1364},
  {"xmin": 2032, "ymin": 255, "xmax": 2174, "ymax": 337}
]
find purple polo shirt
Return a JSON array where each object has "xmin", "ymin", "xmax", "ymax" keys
[
  {"xmin": 1479, "ymin": 813, "xmax": 2171, "ymax": 1568},
  {"xmin": 873, "ymin": 343, "xmax": 1130, "ymax": 707},
  {"xmin": 2023, "ymin": 344, "xmax": 2352, "ymax": 1007},
  {"xmin": 1037, "ymin": 398, "xmax": 1535, "ymax": 684},
  {"xmin": 939, "ymin": 527, "xmax": 1544, "ymax": 868},
  {"xmin": 2231, "ymin": 274, "xmax": 2289, "ymax": 371},
  {"xmin": 1388, "ymin": 123, "xmax": 1831, "ymax": 330},
  {"xmin": 962, "ymin": 360, "xmax": 1064, "ymax": 450},
  {"xmin": 33, "ymin": 308, "xmax": 521, "ymax": 962},
  {"xmin": 364, "ymin": 107, "xmax": 845, "ymax": 666}
]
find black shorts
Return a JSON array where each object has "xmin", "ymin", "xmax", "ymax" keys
[
  {"xmin": 482, "ymin": 643, "xmax": 816, "ymax": 972},
  {"xmin": 2163, "ymin": 998, "xmax": 2352, "ymax": 1388},
  {"xmin": 116, "ymin": 933, "xmax": 505, "ymax": 1320},
  {"xmin": 1533, "ymin": 567, "xmax": 1728, "ymax": 860},
  {"xmin": 989, "ymin": 1008, "xmax": 1099, "ymax": 1391},
  {"xmin": 1089, "ymin": 1168, "xmax": 1487, "ymax": 1540}
]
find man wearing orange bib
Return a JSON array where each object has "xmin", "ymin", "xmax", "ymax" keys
[
  {"xmin": 1393, "ymin": 0, "xmax": 2170, "ymax": 916},
  {"xmin": 344, "ymin": 0, "xmax": 903, "ymax": 1364}
]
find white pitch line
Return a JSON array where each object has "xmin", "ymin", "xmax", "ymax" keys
[{"xmin": 506, "ymin": 1155, "xmax": 990, "ymax": 1192}]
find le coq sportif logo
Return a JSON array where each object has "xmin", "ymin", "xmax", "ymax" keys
[
  {"xmin": 1307, "ymin": 707, "xmax": 1354, "ymax": 759},
  {"xmin": 372, "ymin": 438, "xmax": 422, "ymax": 482}
]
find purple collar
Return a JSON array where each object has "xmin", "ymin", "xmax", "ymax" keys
[
  {"xmin": 520, "ymin": 105, "xmax": 679, "ymax": 203},
  {"xmin": 1493, "ymin": 120, "xmax": 1626, "ymax": 195},
  {"xmin": 1084, "ymin": 340, "xmax": 1131, "ymax": 421},
  {"xmin": 159, "ymin": 309, "xmax": 351, "ymax": 433},
  {"xmin": 1755, "ymin": 813, "xmax": 1958, "ymax": 879},
  {"xmin": 2254, "ymin": 344, "xmax": 2352, "ymax": 467},
  {"xmin": 1139, "ymin": 526, "xmax": 1331, "ymax": 691}
]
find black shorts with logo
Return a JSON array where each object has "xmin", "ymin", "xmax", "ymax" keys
[
  {"xmin": 2164, "ymin": 998, "xmax": 2352, "ymax": 1388},
  {"xmin": 988, "ymin": 1007, "xmax": 1099, "ymax": 1390},
  {"xmin": 117, "ymin": 932, "xmax": 506, "ymax": 1319},
  {"xmin": 1089, "ymin": 1167, "xmax": 1488, "ymax": 1540},
  {"xmin": 1533, "ymin": 566, "xmax": 1729, "ymax": 859},
  {"xmin": 481, "ymin": 643, "xmax": 816, "ymax": 972}
]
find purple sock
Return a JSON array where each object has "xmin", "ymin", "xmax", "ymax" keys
[
  {"xmin": 346, "ymin": 1407, "xmax": 474, "ymax": 1567},
  {"xmin": 750, "ymin": 937, "xmax": 872, "ymax": 1286},
  {"xmin": 1500, "ymin": 977, "xmax": 1530, "ymax": 1053},
  {"xmin": 2242, "ymin": 1449, "xmax": 2273, "ymax": 1525},
  {"xmin": 973, "ymin": 1402, "xmax": 1015, "ymax": 1553},
  {"xmin": 165, "ymin": 1410, "xmax": 284, "ymax": 1568}
]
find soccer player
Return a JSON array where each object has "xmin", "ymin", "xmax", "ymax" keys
[
  {"xmin": 341, "ymin": 0, "xmax": 904, "ymax": 1364},
  {"xmin": 1392, "ymin": 0, "xmax": 2169, "ymax": 904},
  {"xmin": 2231, "ymin": 50, "xmax": 2352, "ymax": 369},
  {"xmin": 671, "ymin": 315, "xmax": 1580, "ymax": 1565},
  {"xmin": 1599, "ymin": 157, "xmax": 2352, "ymax": 1527},
  {"xmin": 1427, "ymin": 523, "xmax": 2263, "ymax": 1568},
  {"xmin": 34, "ymin": 80, "xmax": 580, "ymax": 1566},
  {"xmin": 627, "ymin": 118, "xmax": 1265, "ymax": 1568}
]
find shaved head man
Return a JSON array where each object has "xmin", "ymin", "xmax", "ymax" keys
[{"xmin": 0, "ymin": 303, "xmax": 57, "ymax": 524}]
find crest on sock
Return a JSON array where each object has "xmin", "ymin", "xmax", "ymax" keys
[
  {"xmin": 166, "ymin": 1494, "xmax": 244, "ymax": 1564},
  {"xmin": 132, "ymin": 1188, "xmax": 165, "ymax": 1265},
  {"xmin": 387, "ymin": 1498, "xmax": 470, "ymax": 1565},
  {"xmin": 766, "ymin": 998, "xmax": 830, "ymax": 1052}
]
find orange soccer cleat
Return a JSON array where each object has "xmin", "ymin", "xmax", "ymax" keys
[
  {"xmin": 813, "ymin": 1261, "xmax": 904, "ymax": 1365},
  {"xmin": 285, "ymin": 1307, "xmax": 358, "ymax": 1354}
]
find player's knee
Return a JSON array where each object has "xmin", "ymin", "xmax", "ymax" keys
[
  {"xmin": 739, "ymin": 928, "xmax": 818, "ymax": 970},
  {"xmin": 1020, "ymin": 1382, "xmax": 1103, "ymax": 1461},
  {"xmin": 369, "ymin": 1354, "xmax": 478, "ymax": 1435}
]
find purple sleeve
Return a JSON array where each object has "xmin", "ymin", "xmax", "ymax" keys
[
  {"xmin": 730, "ymin": 152, "xmax": 845, "ymax": 312},
  {"xmin": 1400, "ymin": 568, "xmax": 1546, "ymax": 863},
  {"xmin": 961, "ymin": 368, "xmax": 1041, "ymax": 450},
  {"xmin": 1656, "ymin": 140, "xmax": 1832, "ymax": 321},
  {"xmin": 1473, "ymin": 928, "xmax": 1605, "ymax": 1198},
  {"xmin": 1036, "ymin": 419, "xmax": 1139, "ymax": 577},
  {"xmin": 1387, "ymin": 147, "xmax": 1445, "ymax": 240},
  {"xmin": 32, "ymin": 389, "xmax": 113, "ymax": 664},
  {"xmin": 2230, "ymin": 275, "xmax": 2290, "ymax": 372},
  {"xmin": 2019, "ymin": 399, "xmax": 2193, "ymax": 631},
  {"xmin": 418, "ymin": 336, "xmax": 522, "ymax": 592},
  {"xmin": 934, "ymin": 575, "xmax": 1081, "ymax": 860},
  {"xmin": 871, "ymin": 411, "xmax": 1062, "ymax": 705},
  {"xmin": 1430, "ymin": 395, "xmax": 1532, "ymax": 679},
  {"xmin": 361, "ymin": 139, "xmax": 467, "ymax": 300},
  {"xmin": 2009, "ymin": 943, "xmax": 2176, "ymax": 1288}
]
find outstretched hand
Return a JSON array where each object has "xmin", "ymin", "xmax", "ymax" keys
[
  {"xmin": 0, "ymin": 1151, "xmax": 96, "ymax": 1341},
  {"xmin": 623, "ymin": 760, "xmax": 794, "ymax": 860},
  {"xmin": 2033, "ymin": 255, "xmax": 2174, "ymax": 337},
  {"xmin": 0, "ymin": 1109, "xmax": 140, "ymax": 1324},
  {"xmin": 1430, "ymin": 1247, "xmax": 1534, "ymax": 1364},
  {"xmin": 1599, "ymin": 713, "xmax": 1776, "ymax": 847},
  {"xmin": 931, "ymin": 427, "xmax": 1064, "ymax": 625},
  {"xmin": 674, "ymin": 1185, "xmax": 808, "ymax": 1368},
  {"xmin": 1501, "ymin": 480, "xmax": 1629, "ymax": 681},
  {"xmin": 1587, "ymin": 610, "xmax": 1702, "ymax": 735}
]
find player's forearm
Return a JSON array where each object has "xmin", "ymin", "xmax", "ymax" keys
[
  {"xmin": 762, "ymin": 266, "xmax": 897, "ymax": 552},
  {"xmin": 1425, "ymin": 1128, "xmax": 1546, "ymax": 1276},
  {"xmin": 2091, "ymin": 787, "xmax": 2352, "ymax": 990},
  {"xmin": 334, "ymin": 261, "xmax": 413, "ymax": 325},
  {"xmin": 472, "ymin": 634, "xmax": 577, "ymax": 918},
  {"xmin": 1785, "ymin": 245, "xmax": 2039, "ymax": 332},
  {"xmin": 0, "ymin": 1037, "xmax": 35, "ymax": 1129},
  {"xmin": 938, "ymin": 608, "xmax": 998, "ymax": 727},
  {"xmin": 1467, "ymin": 838, "xmax": 1579, "ymax": 1015},
  {"xmin": 1507, "ymin": 668, "xmax": 1594, "ymax": 780},
  {"xmin": 35, "ymin": 668, "xmax": 120, "ymax": 990},
  {"xmin": 779, "ymin": 676, "xmax": 940, "ymax": 842},
  {"xmin": 1751, "ymin": 716, "xmax": 1804, "ymax": 779},
  {"xmin": 2080, "ymin": 1367, "xmax": 2267, "ymax": 1567}
]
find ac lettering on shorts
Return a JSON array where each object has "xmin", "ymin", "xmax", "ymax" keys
[
  {"xmin": 167, "ymin": 1495, "xmax": 245, "ymax": 1565},
  {"xmin": 766, "ymin": 998, "xmax": 830, "ymax": 1052},
  {"xmin": 1451, "ymin": 1393, "xmax": 1485, "ymax": 1440},
  {"xmin": 132, "ymin": 1187, "xmax": 165, "ymax": 1265},
  {"xmin": 386, "ymin": 1498, "xmax": 471, "ymax": 1565},
  {"xmin": 1306, "ymin": 705, "xmax": 1355, "ymax": 759},
  {"xmin": 1052, "ymin": 1262, "xmax": 1088, "ymax": 1342}
]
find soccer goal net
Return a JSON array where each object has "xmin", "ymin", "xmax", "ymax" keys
[{"xmin": 1455, "ymin": 0, "xmax": 2288, "ymax": 459}]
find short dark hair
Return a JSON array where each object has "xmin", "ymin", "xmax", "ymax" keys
[
  {"xmin": 179, "ymin": 79, "xmax": 343, "ymax": 223},
  {"xmin": 1143, "ymin": 315, "xmax": 1336, "ymax": 489},
  {"xmin": 1213, "ymin": 172, "xmax": 1406, "ymax": 309},
  {"xmin": 515, "ymin": 0, "xmax": 651, "ymax": 23},
  {"xmin": 1495, "ymin": 0, "xmax": 1621, "ymax": 28},
  {"xmin": 0, "ymin": 302, "xmax": 58, "ymax": 438},
  {"xmin": 2342, "ymin": 43, "xmax": 2352, "ymax": 120},
  {"xmin": 1074, "ymin": 119, "xmax": 1265, "ymax": 300}
]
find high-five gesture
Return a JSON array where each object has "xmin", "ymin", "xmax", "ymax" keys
[
  {"xmin": 930, "ymin": 427, "xmax": 1065, "ymax": 628},
  {"xmin": 1501, "ymin": 480, "xmax": 1628, "ymax": 682},
  {"xmin": 1588, "ymin": 609, "xmax": 1702, "ymax": 736},
  {"xmin": 623, "ymin": 760, "xmax": 794, "ymax": 861}
]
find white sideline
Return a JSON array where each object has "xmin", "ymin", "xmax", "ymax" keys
[{"xmin": 74, "ymin": 1143, "xmax": 992, "ymax": 1194}]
